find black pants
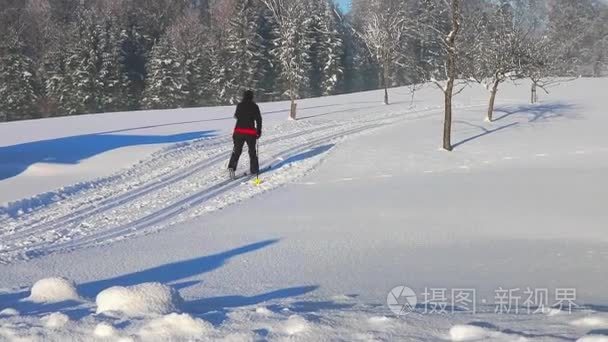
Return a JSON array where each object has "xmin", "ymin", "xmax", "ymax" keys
[{"xmin": 228, "ymin": 134, "xmax": 259, "ymax": 174}]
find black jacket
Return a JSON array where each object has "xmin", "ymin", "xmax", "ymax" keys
[{"xmin": 234, "ymin": 100, "xmax": 262, "ymax": 136}]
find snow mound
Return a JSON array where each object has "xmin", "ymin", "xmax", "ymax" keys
[
  {"xmin": 96, "ymin": 282, "xmax": 183, "ymax": 316},
  {"xmin": 571, "ymin": 316, "xmax": 608, "ymax": 328},
  {"xmin": 93, "ymin": 323, "xmax": 117, "ymax": 338},
  {"xmin": 577, "ymin": 336, "xmax": 608, "ymax": 342},
  {"xmin": 255, "ymin": 306, "xmax": 273, "ymax": 316},
  {"xmin": 368, "ymin": 316, "xmax": 392, "ymax": 325},
  {"xmin": 138, "ymin": 313, "xmax": 213, "ymax": 340},
  {"xmin": 0, "ymin": 308, "xmax": 19, "ymax": 317},
  {"xmin": 449, "ymin": 324, "xmax": 493, "ymax": 341},
  {"xmin": 28, "ymin": 277, "xmax": 79, "ymax": 303},
  {"xmin": 42, "ymin": 312, "xmax": 69, "ymax": 329},
  {"xmin": 282, "ymin": 315, "xmax": 309, "ymax": 335}
]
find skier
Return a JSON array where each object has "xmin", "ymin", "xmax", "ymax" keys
[{"xmin": 228, "ymin": 90, "xmax": 262, "ymax": 179}]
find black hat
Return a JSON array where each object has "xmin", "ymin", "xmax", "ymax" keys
[{"xmin": 243, "ymin": 90, "xmax": 254, "ymax": 102}]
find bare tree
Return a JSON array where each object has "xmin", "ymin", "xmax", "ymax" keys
[
  {"xmin": 356, "ymin": 0, "xmax": 412, "ymax": 105},
  {"xmin": 472, "ymin": 3, "xmax": 525, "ymax": 122},
  {"xmin": 420, "ymin": 0, "xmax": 464, "ymax": 151}
]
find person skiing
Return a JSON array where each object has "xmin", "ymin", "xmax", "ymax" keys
[{"xmin": 228, "ymin": 90, "xmax": 262, "ymax": 179}]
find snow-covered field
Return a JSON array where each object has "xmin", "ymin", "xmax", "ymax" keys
[{"xmin": 0, "ymin": 79, "xmax": 607, "ymax": 341}]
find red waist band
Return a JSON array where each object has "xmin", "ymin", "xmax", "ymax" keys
[{"xmin": 234, "ymin": 127, "xmax": 258, "ymax": 136}]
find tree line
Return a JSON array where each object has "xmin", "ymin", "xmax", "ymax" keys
[{"xmin": 1, "ymin": 0, "xmax": 607, "ymax": 148}]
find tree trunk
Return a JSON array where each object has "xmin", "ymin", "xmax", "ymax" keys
[
  {"xmin": 443, "ymin": 87, "xmax": 454, "ymax": 152},
  {"xmin": 487, "ymin": 78, "xmax": 500, "ymax": 122},
  {"xmin": 444, "ymin": 43, "xmax": 456, "ymax": 151},
  {"xmin": 531, "ymin": 82, "xmax": 537, "ymax": 104},
  {"xmin": 290, "ymin": 99, "xmax": 297, "ymax": 120},
  {"xmin": 383, "ymin": 61, "xmax": 389, "ymax": 105},
  {"xmin": 288, "ymin": 76, "xmax": 297, "ymax": 120},
  {"xmin": 442, "ymin": 0, "xmax": 461, "ymax": 152}
]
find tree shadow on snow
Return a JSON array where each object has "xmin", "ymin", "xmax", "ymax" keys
[
  {"xmin": 452, "ymin": 102, "xmax": 579, "ymax": 149},
  {"xmin": 78, "ymin": 239, "xmax": 279, "ymax": 297},
  {"xmin": 0, "ymin": 130, "xmax": 217, "ymax": 181},
  {"xmin": 452, "ymin": 121, "xmax": 519, "ymax": 149},
  {"xmin": 273, "ymin": 144, "xmax": 335, "ymax": 169},
  {"xmin": 493, "ymin": 102, "xmax": 579, "ymax": 122},
  {"xmin": 1, "ymin": 240, "xmax": 322, "ymax": 325},
  {"xmin": 188, "ymin": 286, "xmax": 320, "ymax": 326}
]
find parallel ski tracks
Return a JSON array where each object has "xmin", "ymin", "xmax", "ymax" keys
[
  {"xmin": 0, "ymin": 105, "xmax": 464, "ymax": 262},
  {"xmin": 0, "ymin": 121, "xmax": 342, "ymax": 243}
]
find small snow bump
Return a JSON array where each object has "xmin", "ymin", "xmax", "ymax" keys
[
  {"xmin": 449, "ymin": 324, "xmax": 494, "ymax": 341},
  {"xmin": 94, "ymin": 323, "xmax": 117, "ymax": 338},
  {"xmin": 96, "ymin": 282, "xmax": 183, "ymax": 316},
  {"xmin": 545, "ymin": 308, "xmax": 565, "ymax": 316},
  {"xmin": 255, "ymin": 307, "xmax": 273, "ymax": 316},
  {"xmin": 368, "ymin": 316, "xmax": 391, "ymax": 324},
  {"xmin": 28, "ymin": 277, "xmax": 80, "ymax": 303},
  {"xmin": 0, "ymin": 308, "xmax": 19, "ymax": 317},
  {"xmin": 571, "ymin": 316, "xmax": 608, "ymax": 328},
  {"xmin": 138, "ymin": 313, "xmax": 213, "ymax": 340},
  {"xmin": 282, "ymin": 315, "xmax": 309, "ymax": 335},
  {"xmin": 42, "ymin": 312, "xmax": 70, "ymax": 329}
]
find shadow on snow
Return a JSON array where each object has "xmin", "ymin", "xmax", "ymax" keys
[
  {"xmin": 273, "ymin": 144, "xmax": 335, "ymax": 169},
  {"xmin": 453, "ymin": 102, "xmax": 578, "ymax": 148},
  {"xmin": 0, "ymin": 239, "xmax": 321, "ymax": 325},
  {"xmin": 78, "ymin": 239, "xmax": 279, "ymax": 297},
  {"xmin": 493, "ymin": 102, "xmax": 579, "ymax": 122},
  {"xmin": 0, "ymin": 130, "xmax": 217, "ymax": 181}
]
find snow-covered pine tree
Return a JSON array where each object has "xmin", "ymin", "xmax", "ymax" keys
[
  {"xmin": 546, "ymin": 0, "xmax": 597, "ymax": 76},
  {"xmin": 261, "ymin": 0, "xmax": 311, "ymax": 119},
  {"xmin": 142, "ymin": 36, "xmax": 185, "ymax": 110},
  {"xmin": 168, "ymin": 11, "xmax": 212, "ymax": 108},
  {"xmin": 303, "ymin": 0, "xmax": 324, "ymax": 98},
  {"xmin": 222, "ymin": 0, "xmax": 266, "ymax": 104},
  {"xmin": 121, "ymin": 15, "xmax": 148, "ymax": 110},
  {"xmin": 44, "ymin": 44, "xmax": 71, "ymax": 116},
  {"xmin": 98, "ymin": 16, "xmax": 131, "ymax": 113},
  {"xmin": 0, "ymin": 43, "xmax": 38, "ymax": 121},
  {"xmin": 311, "ymin": 0, "xmax": 345, "ymax": 97},
  {"xmin": 319, "ymin": 0, "xmax": 345, "ymax": 96},
  {"xmin": 61, "ymin": 9, "xmax": 104, "ymax": 115},
  {"xmin": 256, "ymin": 6, "xmax": 281, "ymax": 101},
  {"xmin": 347, "ymin": 1, "xmax": 381, "ymax": 92}
]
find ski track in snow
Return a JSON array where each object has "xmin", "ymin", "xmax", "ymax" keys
[{"xmin": 0, "ymin": 105, "xmax": 486, "ymax": 264}]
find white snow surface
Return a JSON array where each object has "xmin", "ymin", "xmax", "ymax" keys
[{"xmin": 0, "ymin": 79, "xmax": 607, "ymax": 340}]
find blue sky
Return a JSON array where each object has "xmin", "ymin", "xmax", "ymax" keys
[{"xmin": 336, "ymin": 0, "xmax": 350, "ymax": 11}]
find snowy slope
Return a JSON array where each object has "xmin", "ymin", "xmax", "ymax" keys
[{"xmin": 0, "ymin": 79, "xmax": 607, "ymax": 341}]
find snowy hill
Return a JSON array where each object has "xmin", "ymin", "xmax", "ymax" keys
[{"xmin": 0, "ymin": 79, "xmax": 607, "ymax": 341}]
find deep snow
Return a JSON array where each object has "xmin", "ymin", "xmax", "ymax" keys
[{"xmin": 0, "ymin": 79, "xmax": 607, "ymax": 341}]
